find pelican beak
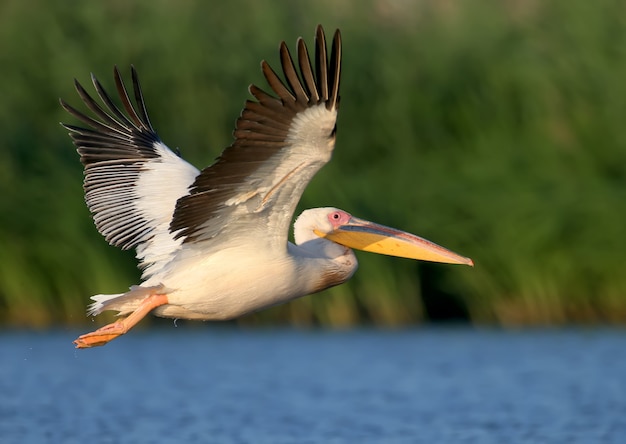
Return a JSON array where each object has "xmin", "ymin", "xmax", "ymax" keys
[{"xmin": 316, "ymin": 216, "xmax": 474, "ymax": 266}]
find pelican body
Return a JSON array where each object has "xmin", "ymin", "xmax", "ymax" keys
[{"xmin": 61, "ymin": 26, "xmax": 472, "ymax": 348}]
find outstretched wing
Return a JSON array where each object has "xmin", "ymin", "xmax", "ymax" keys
[
  {"xmin": 60, "ymin": 67, "xmax": 199, "ymax": 279},
  {"xmin": 170, "ymin": 25, "xmax": 342, "ymax": 250}
]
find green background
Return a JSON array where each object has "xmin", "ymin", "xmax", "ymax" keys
[{"xmin": 2, "ymin": 0, "xmax": 625, "ymax": 328}]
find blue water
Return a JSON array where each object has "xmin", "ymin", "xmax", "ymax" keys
[{"xmin": 1, "ymin": 327, "xmax": 625, "ymax": 443}]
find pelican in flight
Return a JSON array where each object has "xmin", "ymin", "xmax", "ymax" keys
[{"xmin": 60, "ymin": 25, "xmax": 472, "ymax": 348}]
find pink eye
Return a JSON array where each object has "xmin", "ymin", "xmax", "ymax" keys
[{"xmin": 328, "ymin": 210, "xmax": 350, "ymax": 226}]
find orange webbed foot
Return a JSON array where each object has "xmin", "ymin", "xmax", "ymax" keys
[
  {"xmin": 74, "ymin": 322, "xmax": 129, "ymax": 348},
  {"xmin": 74, "ymin": 293, "xmax": 169, "ymax": 349}
]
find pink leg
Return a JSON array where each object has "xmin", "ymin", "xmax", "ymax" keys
[{"xmin": 74, "ymin": 293, "xmax": 169, "ymax": 349}]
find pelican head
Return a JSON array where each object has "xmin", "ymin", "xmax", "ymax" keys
[{"xmin": 294, "ymin": 207, "xmax": 474, "ymax": 266}]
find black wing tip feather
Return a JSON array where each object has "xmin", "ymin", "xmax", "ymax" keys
[
  {"xmin": 328, "ymin": 28, "xmax": 342, "ymax": 111},
  {"xmin": 129, "ymin": 66, "xmax": 154, "ymax": 131},
  {"xmin": 60, "ymin": 66, "xmax": 161, "ymax": 165},
  {"xmin": 234, "ymin": 25, "xmax": 342, "ymax": 142},
  {"xmin": 230, "ymin": 25, "xmax": 342, "ymax": 152},
  {"xmin": 258, "ymin": 25, "xmax": 342, "ymax": 111}
]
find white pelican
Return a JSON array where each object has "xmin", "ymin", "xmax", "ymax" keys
[{"xmin": 60, "ymin": 25, "xmax": 473, "ymax": 348}]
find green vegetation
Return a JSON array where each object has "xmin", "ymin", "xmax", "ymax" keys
[{"xmin": 2, "ymin": 0, "xmax": 626, "ymax": 327}]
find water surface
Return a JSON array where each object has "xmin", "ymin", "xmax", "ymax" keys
[{"xmin": 1, "ymin": 327, "xmax": 624, "ymax": 443}]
